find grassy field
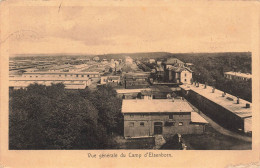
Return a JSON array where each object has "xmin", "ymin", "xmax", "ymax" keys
[
  {"xmin": 181, "ymin": 125, "xmax": 251, "ymax": 150},
  {"xmin": 114, "ymin": 136, "xmax": 155, "ymax": 149}
]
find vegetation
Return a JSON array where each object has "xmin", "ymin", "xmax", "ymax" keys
[
  {"xmin": 174, "ymin": 53, "xmax": 252, "ymax": 102},
  {"xmin": 9, "ymin": 84, "xmax": 123, "ymax": 149}
]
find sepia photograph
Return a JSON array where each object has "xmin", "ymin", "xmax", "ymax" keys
[{"xmin": 0, "ymin": 0, "xmax": 259, "ymax": 167}]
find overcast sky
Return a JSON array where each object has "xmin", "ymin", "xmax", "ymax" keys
[{"xmin": 8, "ymin": 1, "xmax": 253, "ymax": 55}]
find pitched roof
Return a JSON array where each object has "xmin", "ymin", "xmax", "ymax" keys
[
  {"xmin": 168, "ymin": 66, "xmax": 193, "ymax": 73},
  {"xmin": 191, "ymin": 112, "xmax": 208, "ymax": 123},
  {"xmin": 122, "ymin": 99, "xmax": 193, "ymax": 113},
  {"xmin": 165, "ymin": 58, "xmax": 184, "ymax": 65}
]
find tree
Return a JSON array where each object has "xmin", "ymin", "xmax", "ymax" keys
[
  {"xmin": 9, "ymin": 83, "xmax": 118, "ymax": 149},
  {"xmin": 88, "ymin": 85, "xmax": 123, "ymax": 135}
]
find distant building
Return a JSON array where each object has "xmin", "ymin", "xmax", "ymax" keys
[
  {"xmin": 93, "ymin": 56, "xmax": 100, "ymax": 62},
  {"xmin": 125, "ymin": 56, "xmax": 133, "ymax": 64},
  {"xmin": 102, "ymin": 59, "xmax": 109, "ymax": 64},
  {"xmin": 100, "ymin": 75, "xmax": 121, "ymax": 86},
  {"xmin": 164, "ymin": 58, "xmax": 185, "ymax": 68},
  {"xmin": 149, "ymin": 59, "xmax": 156, "ymax": 64},
  {"xmin": 224, "ymin": 72, "xmax": 251, "ymax": 81},
  {"xmin": 167, "ymin": 67, "xmax": 193, "ymax": 84},
  {"xmin": 140, "ymin": 85, "xmax": 174, "ymax": 99},
  {"xmin": 9, "ymin": 76, "xmax": 92, "ymax": 90},
  {"xmin": 155, "ymin": 66, "xmax": 165, "ymax": 81},
  {"xmin": 116, "ymin": 88, "xmax": 149, "ymax": 99},
  {"xmin": 21, "ymin": 71, "xmax": 100, "ymax": 79},
  {"xmin": 185, "ymin": 63, "xmax": 194, "ymax": 67},
  {"xmin": 157, "ymin": 60, "xmax": 162, "ymax": 65},
  {"xmin": 122, "ymin": 72, "xmax": 150, "ymax": 89},
  {"xmin": 122, "ymin": 99, "xmax": 208, "ymax": 138}
]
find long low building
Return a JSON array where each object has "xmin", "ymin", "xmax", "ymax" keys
[
  {"xmin": 224, "ymin": 71, "xmax": 251, "ymax": 81},
  {"xmin": 9, "ymin": 76, "xmax": 92, "ymax": 90},
  {"xmin": 121, "ymin": 99, "xmax": 208, "ymax": 138},
  {"xmin": 180, "ymin": 84, "xmax": 252, "ymax": 133},
  {"xmin": 21, "ymin": 71, "xmax": 100, "ymax": 79}
]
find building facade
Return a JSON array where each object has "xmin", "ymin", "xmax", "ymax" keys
[
  {"xmin": 166, "ymin": 67, "xmax": 193, "ymax": 84},
  {"xmin": 122, "ymin": 99, "xmax": 208, "ymax": 138},
  {"xmin": 224, "ymin": 71, "xmax": 251, "ymax": 81},
  {"xmin": 100, "ymin": 75, "xmax": 121, "ymax": 86},
  {"xmin": 122, "ymin": 73, "xmax": 150, "ymax": 89}
]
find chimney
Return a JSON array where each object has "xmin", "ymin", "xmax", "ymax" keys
[
  {"xmin": 204, "ymin": 83, "xmax": 207, "ymax": 89},
  {"xmin": 222, "ymin": 92, "xmax": 226, "ymax": 97},
  {"xmin": 246, "ymin": 103, "xmax": 250, "ymax": 108},
  {"xmin": 212, "ymin": 87, "xmax": 215, "ymax": 93},
  {"xmin": 237, "ymin": 97, "xmax": 240, "ymax": 104}
]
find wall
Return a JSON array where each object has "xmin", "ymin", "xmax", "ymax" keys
[
  {"xmin": 180, "ymin": 70, "xmax": 192, "ymax": 84},
  {"xmin": 181, "ymin": 89, "xmax": 245, "ymax": 132},
  {"xmin": 123, "ymin": 113, "xmax": 205, "ymax": 137}
]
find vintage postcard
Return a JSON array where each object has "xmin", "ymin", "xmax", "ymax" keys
[{"xmin": 0, "ymin": 0, "xmax": 259, "ymax": 167}]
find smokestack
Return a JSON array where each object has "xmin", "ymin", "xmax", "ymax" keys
[
  {"xmin": 124, "ymin": 77, "xmax": 127, "ymax": 89},
  {"xmin": 212, "ymin": 87, "xmax": 215, "ymax": 93},
  {"xmin": 246, "ymin": 103, "xmax": 250, "ymax": 108}
]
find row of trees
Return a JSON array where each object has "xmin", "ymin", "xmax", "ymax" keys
[
  {"xmin": 175, "ymin": 54, "xmax": 252, "ymax": 102},
  {"xmin": 9, "ymin": 84, "xmax": 123, "ymax": 149}
]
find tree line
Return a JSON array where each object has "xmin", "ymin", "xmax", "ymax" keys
[{"xmin": 9, "ymin": 84, "xmax": 123, "ymax": 149}]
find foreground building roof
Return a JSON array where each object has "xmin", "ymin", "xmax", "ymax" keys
[{"xmin": 122, "ymin": 99, "xmax": 193, "ymax": 113}]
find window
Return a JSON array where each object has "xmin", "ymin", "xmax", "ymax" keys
[
  {"xmin": 140, "ymin": 122, "xmax": 144, "ymax": 126},
  {"xmin": 76, "ymin": 74, "xmax": 79, "ymax": 77},
  {"xmin": 184, "ymin": 79, "xmax": 187, "ymax": 82},
  {"xmin": 141, "ymin": 114, "xmax": 144, "ymax": 118},
  {"xmin": 130, "ymin": 115, "xmax": 134, "ymax": 118},
  {"xmin": 179, "ymin": 115, "xmax": 183, "ymax": 117},
  {"xmin": 165, "ymin": 121, "xmax": 175, "ymax": 126},
  {"xmin": 82, "ymin": 75, "xmax": 84, "ymax": 77},
  {"xmin": 169, "ymin": 114, "xmax": 173, "ymax": 119},
  {"xmin": 178, "ymin": 122, "xmax": 183, "ymax": 126},
  {"xmin": 185, "ymin": 73, "xmax": 187, "ymax": 77},
  {"xmin": 129, "ymin": 122, "xmax": 134, "ymax": 127}
]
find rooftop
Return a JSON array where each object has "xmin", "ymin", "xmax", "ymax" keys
[
  {"xmin": 122, "ymin": 99, "xmax": 193, "ymax": 113},
  {"xmin": 23, "ymin": 71, "xmax": 100, "ymax": 75},
  {"xmin": 165, "ymin": 58, "xmax": 184, "ymax": 65},
  {"xmin": 9, "ymin": 76, "xmax": 90, "ymax": 81},
  {"xmin": 116, "ymin": 88, "xmax": 150, "ymax": 94},
  {"xmin": 180, "ymin": 84, "xmax": 252, "ymax": 118},
  {"xmin": 224, "ymin": 71, "xmax": 252, "ymax": 79},
  {"xmin": 191, "ymin": 112, "xmax": 208, "ymax": 124},
  {"xmin": 168, "ymin": 66, "xmax": 192, "ymax": 72}
]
